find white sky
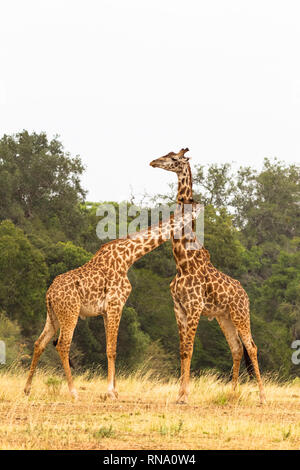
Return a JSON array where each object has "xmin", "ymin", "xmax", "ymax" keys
[{"xmin": 0, "ymin": 0, "xmax": 299, "ymax": 202}]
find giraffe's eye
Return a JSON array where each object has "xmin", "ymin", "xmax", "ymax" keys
[{"xmin": 171, "ymin": 157, "xmax": 177, "ymax": 162}]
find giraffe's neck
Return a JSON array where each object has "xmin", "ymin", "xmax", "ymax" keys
[
  {"xmin": 124, "ymin": 218, "xmax": 173, "ymax": 268},
  {"xmin": 172, "ymin": 164, "xmax": 205, "ymax": 273},
  {"xmin": 177, "ymin": 165, "xmax": 194, "ymax": 204},
  {"xmin": 97, "ymin": 206, "xmax": 196, "ymax": 270}
]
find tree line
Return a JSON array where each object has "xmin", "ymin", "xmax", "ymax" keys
[{"xmin": 0, "ymin": 130, "xmax": 299, "ymax": 379}]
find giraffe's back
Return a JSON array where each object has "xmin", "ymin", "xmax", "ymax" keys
[
  {"xmin": 47, "ymin": 263, "xmax": 108, "ymax": 319},
  {"xmin": 202, "ymin": 263, "xmax": 249, "ymax": 319},
  {"xmin": 170, "ymin": 259, "xmax": 249, "ymax": 321},
  {"xmin": 46, "ymin": 241, "xmax": 131, "ymax": 320}
]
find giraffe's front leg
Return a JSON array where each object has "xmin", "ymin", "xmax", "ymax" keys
[
  {"xmin": 103, "ymin": 297, "xmax": 126, "ymax": 400},
  {"xmin": 173, "ymin": 299, "xmax": 203, "ymax": 404}
]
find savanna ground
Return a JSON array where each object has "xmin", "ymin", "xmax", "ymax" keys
[{"xmin": 0, "ymin": 367, "xmax": 300, "ymax": 450}]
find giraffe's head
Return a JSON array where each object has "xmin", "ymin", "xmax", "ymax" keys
[{"xmin": 150, "ymin": 148, "xmax": 190, "ymax": 173}]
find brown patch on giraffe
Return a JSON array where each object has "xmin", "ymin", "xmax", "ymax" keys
[
  {"xmin": 152, "ymin": 148, "xmax": 265, "ymax": 405},
  {"xmin": 206, "ymin": 282, "xmax": 213, "ymax": 294},
  {"xmin": 24, "ymin": 195, "xmax": 197, "ymax": 399}
]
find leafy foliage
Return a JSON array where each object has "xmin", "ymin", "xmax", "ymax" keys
[
  {"xmin": 0, "ymin": 220, "xmax": 48, "ymax": 334},
  {"xmin": 0, "ymin": 131, "xmax": 299, "ymax": 378},
  {"xmin": 0, "ymin": 130, "xmax": 87, "ymax": 241}
]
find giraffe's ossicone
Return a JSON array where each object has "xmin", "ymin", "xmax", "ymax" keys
[
  {"xmin": 150, "ymin": 148, "xmax": 266, "ymax": 405},
  {"xmin": 24, "ymin": 199, "xmax": 200, "ymax": 399}
]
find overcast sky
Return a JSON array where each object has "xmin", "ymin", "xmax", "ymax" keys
[{"xmin": 1, "ymin": 1, "xmax": 299, "ymax": 201}]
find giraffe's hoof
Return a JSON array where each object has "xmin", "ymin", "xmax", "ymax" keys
[
  {"xmin": 176, "ymin": 393, "xmax": 188, "ymax": 405},
  {"xmin": 70, "ymin": 388, "xmax": 78, "ymax": 400},
  {"xmin": 107, "ymin": 390, "xmax": 118, "ymax": 400},
  {"xmin": 24, "ymin": 387, "xmax": 30, "ymax": 396},
  {"xmin": 259, "ymin": 395, "xmax": 267, "ymax": 405}
]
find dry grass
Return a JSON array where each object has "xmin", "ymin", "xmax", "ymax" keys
[{"xmin": 0, "ymin": 367, "xmax": 300, "ymax": 450}]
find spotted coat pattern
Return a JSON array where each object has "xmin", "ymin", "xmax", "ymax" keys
[
  {"xmin": 24, "ymin": 203, "xmax": 197, "ymax": 399},
  {"xmin": 150, "ymin": 149, "xmax": 266, "ymax": 404}
]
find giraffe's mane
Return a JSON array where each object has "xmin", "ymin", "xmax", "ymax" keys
[
  {"xmin": 187, "ymin": 162, "xmax": 193, "ymax": 195},
  {"xmin": 97, "ymin": 237, "xmax": 129, "ymax": 253},
  {"xmin": 200, "ymin": 247, "xmax": 210, "ymax": 261},
  {"xmin": 95, "ymin": 212, "xmax": 179, "ymax": 255}
]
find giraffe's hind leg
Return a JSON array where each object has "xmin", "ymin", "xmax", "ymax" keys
[
  {"xmin": 24, "ymin": 313, "xmax": 59, "ymax": 395},
  {"xmin": 232, "ymin": 316, "xmax": 266, "ymax": 404},
  {"xmin": 217, "ymin": 316, "xmax": 243, "ymax": 391},
  {"xmin": 54, "ymin": 309, "xmax": 79, "ymax": 400}
]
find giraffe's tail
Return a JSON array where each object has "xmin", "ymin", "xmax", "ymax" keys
[
  {"xmin": 242, "ymin": 343, "xmax": 255, "ymax": 379},
  {"xmin": 48, "ymin": 297, "xmax": 75, "ymax": 370}
]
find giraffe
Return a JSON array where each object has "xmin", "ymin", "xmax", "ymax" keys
[
  {"xmin": 150, "ymin": 148, "xmax": 266, "ymax": 404},
  {"xmin": 24, "ymin": 200, "xmax": 200, "ymax": 399}
]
